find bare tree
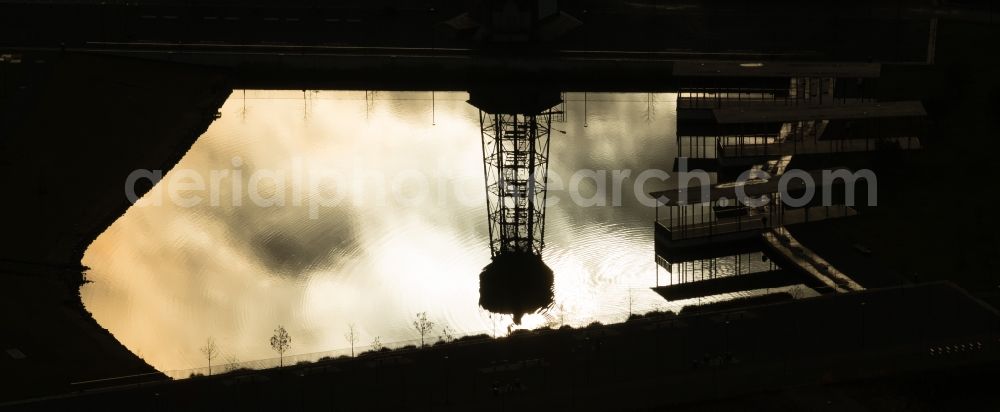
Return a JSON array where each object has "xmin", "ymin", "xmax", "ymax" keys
[
  {"xmin": 372, "ymin": 336, "xmax": 383, "ymax": 351},
  {"xmin": 200, "ymin": 337, "xmax": 219, "ymax": 376},
  {"xmin": 224, "ymin": 354, "xmax": 241, "ymax": 372},
  {"xmin": 344, "ymin": 323, "xmax": 359, "ymax": 357},
  {"xmin": 438, "ymin": 326, "xmax": 453, "ymax": 343},
  {"xmin": 544, "ymin": 304, "xmax": 567, "ymax": 329},
  {"xmin": 413, "ymin": 312, "xmax": 435, "ymax": 347},
  {"xmin": 270, "ymin": 325, "xmax": 292, "ymax": 367}
]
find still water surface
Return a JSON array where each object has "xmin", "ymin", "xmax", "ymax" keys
[{"xmin": 81, "ymin": 91, "xmax": 796, "ymax": 372}]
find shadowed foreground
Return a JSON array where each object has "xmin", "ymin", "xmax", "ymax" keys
[
  {"xmin": 7, "ymin": 282, "xmax": 1000, "ymax": 411},
  {"xmin": 0, "ymin": 52, "xmax": 229, "ymax": 402}
]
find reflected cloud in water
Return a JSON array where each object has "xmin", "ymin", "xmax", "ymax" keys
[{"xmin": 81, "ymin": 91, "xmax": 779, "ymax": 371}]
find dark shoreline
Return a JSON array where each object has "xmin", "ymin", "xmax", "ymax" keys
[
  {"xmin": 0, "ymin": 52, "xmax": 231, "ymax": 401},
  {"xmin": 9, "ymin": 282, "xmax": 1000, "ymax": 410},
  {"xmin": 1, "ymin": 1, "xmax": 998, "ymax": 407}
]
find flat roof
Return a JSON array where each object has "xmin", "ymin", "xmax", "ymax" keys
[
  {"xmin": 650, "ymin": 169, "xmax": 853, "ymax": 206},
  {"xmin": 651, "ymin": 270, "xmax": 800, "ymax": 301},
  {"xmin": 673, "ymin": 61, "xmax": 882, "ymax": 78},
  {"xmin": 712, "ymin": 100, "xmax": 926, "ymax": 124},
  {"xmin": 467, "ymin": 89, "xmax": 562, "ymax": 115}
]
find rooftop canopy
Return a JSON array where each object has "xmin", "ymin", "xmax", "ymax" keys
[
  {"xmin": 711, "ymin": 100, "xmax": 926, "ymax": 124},
  {"xmin": 649, "ymin": 168, "xmax": 855, "ymax": 206},
  {"xmin": 672, "ymin": 61, "xmax": 882, "ymax": 79}
]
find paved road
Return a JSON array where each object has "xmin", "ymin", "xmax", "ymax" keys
[{"xmin": 1, "ymin": 0, "xmax": 938, "ymax": 62}]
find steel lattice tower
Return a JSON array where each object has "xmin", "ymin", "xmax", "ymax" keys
[
  {"xmin": 479, "ymin": 110, "xmax": 553, "ymax": 257},
  {"xmin": 470, "ymin": 90, "xmax": 561, "ymax": 322}
]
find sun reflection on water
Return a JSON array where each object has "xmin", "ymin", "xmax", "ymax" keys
[{"xmin": 80, "ymin": 91, "xmax": 788, "ymax": 372}]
